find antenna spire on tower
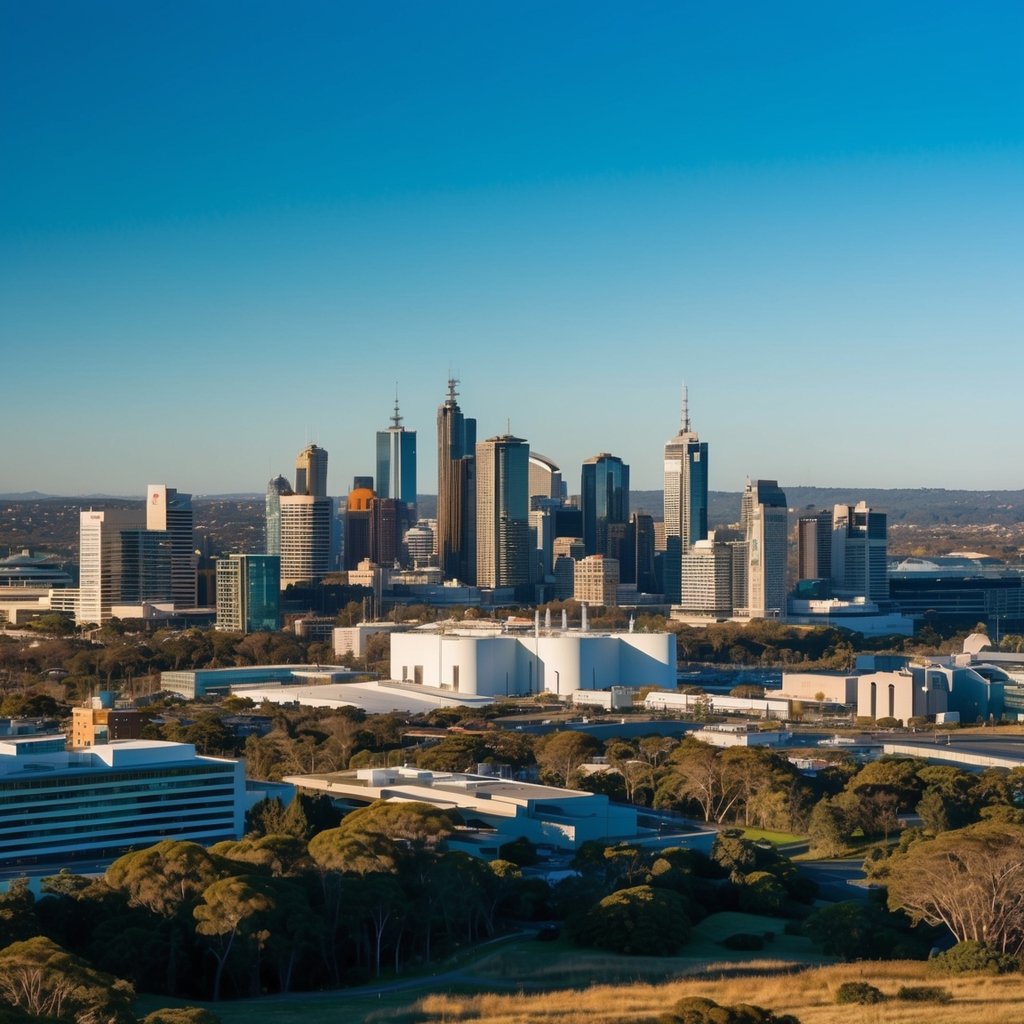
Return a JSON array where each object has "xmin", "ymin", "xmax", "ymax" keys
[
  {"xmin": 391, "ymin": 384, "xmax": 403, "ymax": 428},
  {"xmin": 681, "ymin": 381, "xmax": 691, "ymax": 433}
]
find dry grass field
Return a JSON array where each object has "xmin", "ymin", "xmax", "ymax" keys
[{"xmin": 397, "ymin": 961, "xmax": 1024, "ymax": 1024}]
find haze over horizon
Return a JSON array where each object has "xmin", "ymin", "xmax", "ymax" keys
[{"xmin": 3, "ymin": 2, "xmax": 1022, "ymax": 497}]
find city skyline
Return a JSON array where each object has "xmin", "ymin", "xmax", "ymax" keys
[{"xmin": 3, "ymin": 3, "xmax": 1022, "ymax": 496}]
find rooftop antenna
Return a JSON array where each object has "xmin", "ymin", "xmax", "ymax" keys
[
  {"xmin": 391, "ymin": 384, "xmax": 403, "ymax": 428},
  {"xmin": 681, "ymin": 381, "xmax": 690, "ymax": 433},
  {"xmin": 446, "ymin": 372, "xmax": 460, "ymax": 404},
  {"xmin": 506, "ymin": 417, "xmax": 511, "ymax": 436}
]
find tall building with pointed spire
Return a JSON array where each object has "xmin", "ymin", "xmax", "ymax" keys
[
  {"xmin": 375, "ymin": 393, "xmax": 417, "ymax": 507},
  {"xmin": 436, "ymin": 377, "xmax": 476, "ymax": 583},
  {"xmin": 663, "ymin": 385, "xmax": 708, "ymax": 603}
]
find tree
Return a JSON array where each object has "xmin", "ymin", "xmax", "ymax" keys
[
  {"xmin": 334, "ymin": 799, "xmax": 459, "ymax": 852},
  {"xmin": 535, "ymin": 731, "xmax": 600, "ymax": 787},
  {"xmin": 657, "ymin": 739, "xmax": 743, "ymax": 823},
  {"xmin": 105, "ymin": 840, "xmax": 223, "ymax": 918},
  {"xmin": 807, "ymin": 797, "xmax": 850, "ymax": 858},
  {"xmin": 193, "ymin": 877, "xmax": 274, "ymax": 999},
  {"xmin": 886, "ymin": 821, "xmax": 1024, "ymax": 954},
  {"xmin": 0, "ymin": 936, "xmax": 135, "ymax": 1023},
  {"xmin": 0, "ymin": 878, "xmax": 38, "ymax": 948},
  {"xmin": 574, "ymin": 885, "xmax": 690, "ymax": 955}
]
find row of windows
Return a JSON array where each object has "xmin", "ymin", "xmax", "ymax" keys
[
  {"xmin": 0, "ymin": 773, "xmax": 235, "ymax": 807},
  {"xmin": 0, "ymin": 787, "xmax": 236, "ymax": 828},
  {"xmin": 0, "ymin": 765, "xmax": 235, "ymax": 800},
  {"xmin": 1, "ymin": 807, "xmax": 236, "ymax": 853},
  {"xmin": 1, "ymin": 826, "xmax": 238, "ymax": 866}
]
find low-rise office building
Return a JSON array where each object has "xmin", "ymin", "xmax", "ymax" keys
[
  {"xmin": 285, "ymin": 766, "xmax": 640, "ymax": 855},
  {"xmin": 0, "ymin": 737, "xmax": 250, "ymax": 868}
]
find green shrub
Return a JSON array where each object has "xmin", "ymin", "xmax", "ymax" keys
[
  {"xmin": 660, "ymin": 997, "xmax": 800, "ymax": 1024},
  {"xmin": 835, "ymin": 981, "xmax": 884, "ymax": 1005},
  {"xmin": 896, "ymin": 985, "xmax": 952, "ymax": 1004},
  {"xmin": 929, "ymin": 940, "xmax": 1020, "ymax": 975}
]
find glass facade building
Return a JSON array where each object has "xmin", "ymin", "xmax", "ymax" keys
[
  {"xmin": 216, "ymin": 554, "xmax": 280, "ymax": 632},
  {"xmin": 581, "ymin": 453, "xmax": 630, "ymax": 558}
]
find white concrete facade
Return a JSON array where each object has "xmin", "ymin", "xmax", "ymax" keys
[
  {"xmin": 389, "ymin": 629, "xmax": 676, "ymax": 697},
  {"xmin": 285, "ymin": 766, "xmax": 639, "ymax": 853}
]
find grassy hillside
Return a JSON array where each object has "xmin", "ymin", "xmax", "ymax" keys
[{"xmin": 408, "ymin": 961, "xmax": 1024, "ymax": 1024}]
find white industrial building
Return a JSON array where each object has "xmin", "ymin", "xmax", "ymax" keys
[{"xmin": 389, "ymin": 627, "xmax": 676, "ymax": 698}]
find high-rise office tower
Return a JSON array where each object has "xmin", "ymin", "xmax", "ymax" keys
[
  {"xmin": 265, "ymin": 475, "xmax": 293, "ymax": 555},
  {"xmin": 663, "ymin": 386, "xmax": 708, "ymax": 603},
  {"xmin": 77, "ymin": 507, "xmax": 169, "ymax": 625},
  {"xmin": 528, "ymin": 452, "xmax": 563, "ymax": 503},
  {"xmin": 216, "ymin": 554, "xmax": 280, "ymax": 633},
  {"xmin": 369, "ymin": 497, "xmax": 402, "ymax": 566},
  {"xmin": 375, "ymin": 394, "xmax": 417, "ymax": 509},
  {"xmin": 832, "ymin": 502, "xmax": 889, "ymax": 600},
  {"xmin": 436, "ymin": 377, "xmax": 477, "ymax": 583},
  {"xmin": 146, "ymin": 485, "xmax": 197, "ymax": 606},
  {"xmin": 279, "ymin": 444, "xmax": 331, "ymax": 589},
  {"xmin": 742, "ymin": 479, "xmax": 789, "ymax": 618},
  {"xmin": 797, "ymin": 510, "xmax": 832, "ymax": 580},
  {"xmin": 295, "ymin": 444, "xmax": 328, "ymax": 498},
  {"xmin": 581, "ymin": 453, "xmax": 629, "ymax": 558},
  {"xmin": 631, "ymin": 512, "xmax": 657, "ymax": 593},
  {"xmin": 681, "ymin": 534, "xmax": 734, "ymax": 616},
  {"xmin": 574, "ymin": 554, "xmax": 620, "ymax": 607},
  {"xmin": 344, "ymin": 478, "xmax": 375, "ymax": 570},
  {"xmin": 476, "ymin": 435, "xmax": 530, "ymax": 589}
]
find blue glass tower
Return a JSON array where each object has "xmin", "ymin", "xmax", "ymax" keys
[{"xmin": 581, "ymin": 453, "xmax": 630, "ymax": 558}]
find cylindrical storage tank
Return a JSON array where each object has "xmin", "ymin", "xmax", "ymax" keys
[
  {"xmin": 619, "ymin": 633, "xmax": 676, "ymax": 688},
  {"xmin": 535, "ymin": 635, "xmax": 583, "ymax": 696}
]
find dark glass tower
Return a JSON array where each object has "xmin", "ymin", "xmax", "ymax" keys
[
  {"xmin": 581, "ymin": 453, "xmax": 630, "ymax": 558},
  {"xmin": 436, "ymin": 377, "xmax": 477, "ymax": 583}
]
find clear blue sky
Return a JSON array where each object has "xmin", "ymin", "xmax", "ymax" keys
[{"xmin": 2, "ymin": 1, "xmax": 1022, "ymax": 497}]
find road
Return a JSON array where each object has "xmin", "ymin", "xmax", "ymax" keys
[{"xmin": 797, "ymin": 858, "xmax": 873, "ymax": 901}]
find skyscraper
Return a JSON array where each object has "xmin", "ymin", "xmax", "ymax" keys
[
  {"xmin": 742, "ymin": 479, "xmax": 789, "ymax": 618},
  {"xmin": 663, "ymin": 386, "xmax": 708, "ymax": 603},
  {"xmin": 216, "ymin": 554, "xmax": 280, "ymax": 633},
  {"xmin": 832, "ymin": 502, "xmax": 889, "ymax": 600},
  {"xmin": 797, "ymin": 510, "xmax": 832, "ymax": 581},
  {"xmin": 631, "ymin": 512, "xmax": 657, "ymax": 593},
  {"xmin": 344, "ymin": 478, "xmax": 375, "ymax": 570},
  {"xmin": 528, "ymin": 452, "xmax": 562, "ymax": 503},
  {"xmin": 146, "ymin": 484, "xmax": 197, "ymax": 606},
  {"xmin": 436, "ymin": 377, "xmax": 477, "ymax": 583},
  {"xmin": 294, "ymin": 444, "xmax": 328, "ymax": 498},
  {"xmin": 77, "ymin": 508, "xmax": 135, "ymax": 625},
  {"xmin": 476, "ymin": 435, "xmax": 530, "ymax": 589},
  {"xmin": 279, "ymin": 444, "xmax": 331, "ymax": 589},
  {"xmin": 581, "ymin": 453, "xmax": 629, "ymax": 558},
  {"xmin": 375, "ymin": 394, "xmax": 417, "ymax": 507},
  {"xmin": 265, "ymin": 475, "xmax": 293, "ymax": 556}
]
